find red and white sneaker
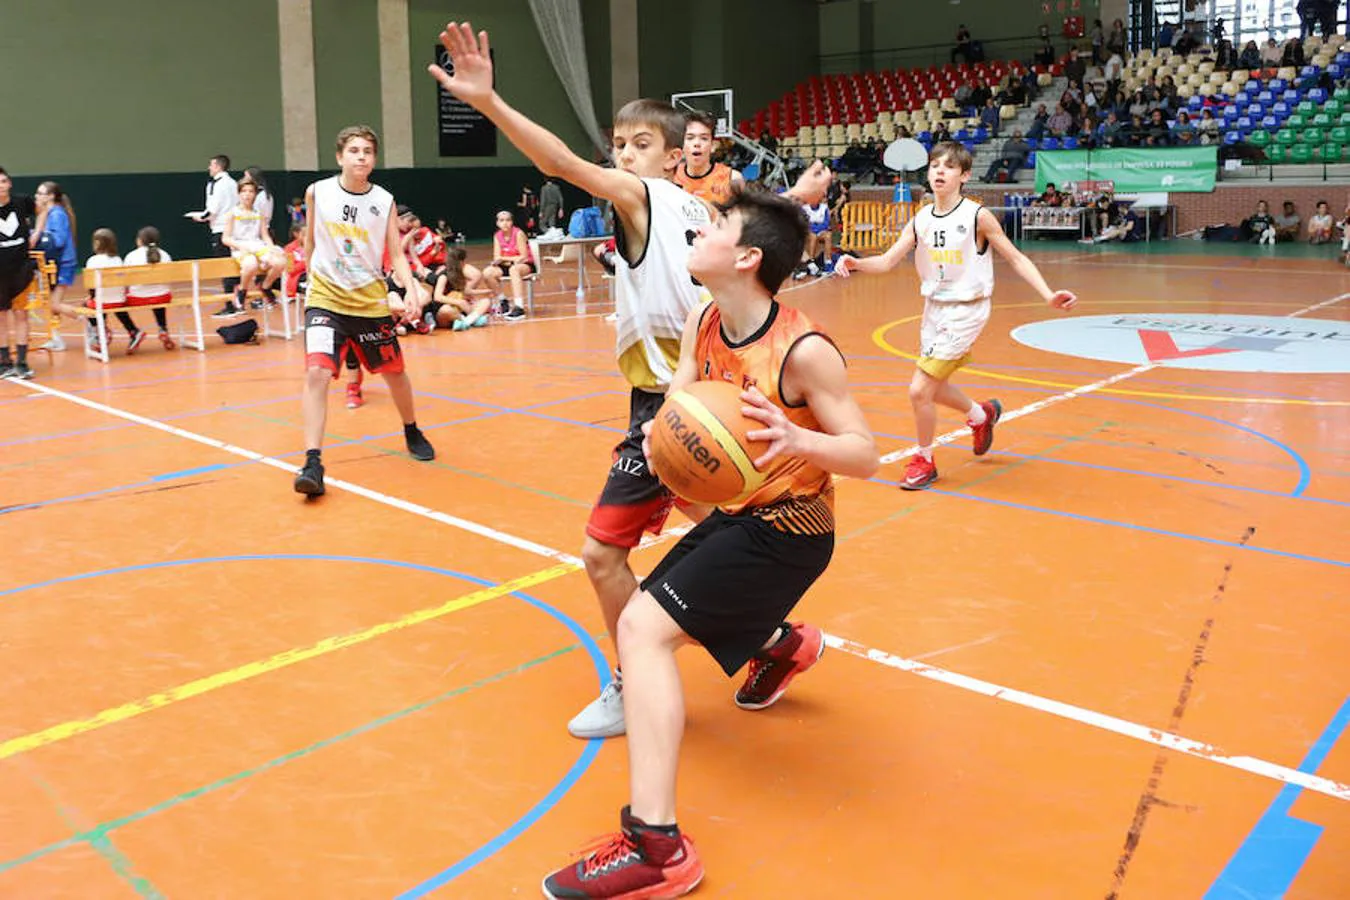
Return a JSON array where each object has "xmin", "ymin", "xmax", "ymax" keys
[
  {"xmin": 542, "ymin": 806, "xmax": 703, "ymax": 899},
  {"xmin": 970, "ymin": 399, "xmax": 1003, "ymax": 456},
  {"xmin": 126, "ymin": 330, "xmax": 146, "ymax": 355},
  {"xmin": 158, "ymin": 331, "xmax": 177, "ymax": 351},
  {"xmin": 734, "ymin": 622, "xmax": 825, "ymax": 710},
  {"xmin": 345, "ymin": 383, "xmax": 363, "ymax": 409},
  {"xmin": 901, "ymin": 455, "xmax": 938, "ymax": 491}
]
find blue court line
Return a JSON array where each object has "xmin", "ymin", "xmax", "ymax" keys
[
  {"xmin": 867, "ymin": 479, "xmax": 1348, "ymax": 568},
  {"xmin": 150, "ymin": 464, "xmax": 228, "ymax": 481},
  {"xmin": 851, "ymin": 382, "xmax": 1315, "ymax": 497},
  {"xmin": 1205, "ymin": 696, "xmax": 1350, "ymax": 900},
  {"xmin": 0, "ymin": 555, "xmax": 609, "ymax": 891}
]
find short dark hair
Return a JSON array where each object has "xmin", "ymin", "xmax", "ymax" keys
[
  {"xmin": 212, "ymin": 154, "xmax": 231, "ymax": 170},
  {"xmin": 684, "ymin": 109, "xmax": 717, "ymax": 135},
  {"xmin": 613, "ymin": 99, "xmax": 686, "ymax": 152},
  {"xmin": 930, "ymin": 141, "xmax": 973, "ymax": 172},
  {"xmin": 720, "ymin": 190, "xmax": 808, "ymax": 295}
]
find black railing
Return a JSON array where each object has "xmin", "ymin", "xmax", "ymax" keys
[{"xmin": 817, "ymin": 33, "xmax": 1063, "ymax": 76}]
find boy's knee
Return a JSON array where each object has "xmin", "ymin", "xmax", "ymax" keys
[
  {"xmin": 582, "ymin": 535, "xmax": 630, "ymax": 581},
  {"xmin": 305, "ymin": 365, "xmax": 332, "ymax": 386}
]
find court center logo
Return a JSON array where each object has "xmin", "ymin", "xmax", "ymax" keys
[{"xmin": 1011, "ymin": 314, "xmax": 1350, "ymax": 373}]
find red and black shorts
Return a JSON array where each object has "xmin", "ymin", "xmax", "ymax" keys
[
  {"xmin": 304, "ymin": 307, "xmax": 404, "ymax": 377},
  {"xmin": 586, "ymin": 388, "xmax": 679, "ymax": 548}
]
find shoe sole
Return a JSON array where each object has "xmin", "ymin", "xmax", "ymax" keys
[
  {"xmin": 408, "ymin": 447, "xmax": 435, "ymax": 461},
  {"xmin": 541, "ymin": 859, "xmax": 703, "ymax": 899},
  {"xmin": 734, "ymin": 630, "xmax": 826, "ymax": 711},
  {"xmin": 566, "ymin": 720, "xmax": 627, "ymax": 739},
  {"xmin": 972, "ymin": 399, "xmax": 1003, "ymax": 457},
  {"xmin": 900, "ymin": 472, "xmax": 938, "ymax": 490}
]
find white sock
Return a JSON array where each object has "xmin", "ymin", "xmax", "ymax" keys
[
  {"xmin": 918, "ymin": 446, "xmax": 934, "ymax": 461},
  {"xmin": 967, "ymin": 402, "xmax": 987, "ymax": 426}
]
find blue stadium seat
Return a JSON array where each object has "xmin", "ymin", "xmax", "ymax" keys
[
  {"xmin": 1236, "ymin": 116, "xmax": 1254, "ymax": 132},
  {"xmin": 1244, "ymin": 103, "xmax": 1264, "ymax": 119},
  {"xmin": 1282, "ymin": 88, "xmax": 1303, "ymax": 103},
  {"xmin": 1243, "ymin": 80, "xmax": 1262, "ymax": 95},
  {"xmin": 1040, "ymin": 137, "xmax": 1060, "ymax": 150},
  {"xmin": 1223, "ymin": 131, "xmax": 1241, "ymax": 145},
  {"xmin": 1308, "ymin": 87, "xmax": 1329, "ymax": 104},
  {"xmin": 1330, "ymin": 63, "xmax": 1344, "ymax": 79},
  {"xmin": 1257, "ymin": 90, "xmax": 1275, "ymax": 103},
  {"xmin": 1262, "ymin": 115, "xmax": 1280, "ymax": 130},
  {"xmin": 1267, "ymin": 80, "xmax": 1287, "ymax": 94},
  {"xmin": 1272, "ymin": 101, "xmax": 1290, "ymax": 116},
  {"xmin": 1062, "ymin": 136, "xmax": 1079, "ymax": 149}
]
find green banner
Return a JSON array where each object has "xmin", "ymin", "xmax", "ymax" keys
[{"xmin": 1034, "ymin": 147, "xmax": 1217, "ymax": 192}]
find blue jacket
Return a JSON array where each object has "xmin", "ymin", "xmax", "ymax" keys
[{"xmin": 40, "ymin": 205, "xmax": 77, "ymax": 268}]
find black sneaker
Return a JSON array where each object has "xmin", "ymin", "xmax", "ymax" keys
[
  {"xmin": 0, "ymin": 364, "xmax": 13, "ymax": 379},
  {"xmin": 405, "ymin": 427, "xmax": 435, "ymax": 461},
  {"xmin": 212, "ymin": 304, "xmax": 239, "ymax": 319},
  {"xmin": 504, "ymin": 306, "xmax": 527, "ymax": 322},
  {"xmin": 294, "ymin": 456, "xmax": 326, "ymax": 496},
  {"xmin": 12, "ymin": 363, "xmax": 34, "ymax": 380}
]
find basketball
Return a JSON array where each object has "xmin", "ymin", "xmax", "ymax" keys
[{"xmin": 648, "ymin": 380, "xmax": 767, "ymax": 505}]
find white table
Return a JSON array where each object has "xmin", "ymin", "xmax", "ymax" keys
[{"xmin": 531, "ymin": 235, "xmax": 613, "ymax": 312}]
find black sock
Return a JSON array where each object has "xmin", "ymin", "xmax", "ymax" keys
[
  {"xmin": 305, "ymin": 448, "xmax": 322, "ymax": 462},
  {"xmin": 0, "ymin": 348, "xmax": 10, "ymax": 365},
  {"xmin": 404, "ymin": 422, "xmax": 420, "ymax": 436},
  {"xmin": 16, "ymin": 344, "xmax": 26, "ymax": 365}
]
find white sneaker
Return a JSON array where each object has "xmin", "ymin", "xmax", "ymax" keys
[
  {"xmin": 41, "ymin": 335, "xmax": 66, "ymax": 352},
  {"xmin": 567, "ymin": 677, "xmax": 626, "ymax": 739}
]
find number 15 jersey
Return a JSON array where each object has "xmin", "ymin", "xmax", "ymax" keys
[
  {"xmin": 912, "ymin": 197, "xmax": 994, "ymax": 303},
  {"xmin": 306, "ymin": 175, "xmax": 394, "ymax": 318}
]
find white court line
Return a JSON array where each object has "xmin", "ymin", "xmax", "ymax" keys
[
  {"xmin": 14, "ymin": 283, "xmax": 1349, "ymax": 802},
  {"xmin": 11, "ymin": 379, "xmax": 584, "ymax": 568},
  {"xmin": 824, "ymin": 634, "xmax": 1350, "ymax": 802},
  {"xmin": 1288, "ymin": 291, "xmax": 1350, "ymax": 317}
]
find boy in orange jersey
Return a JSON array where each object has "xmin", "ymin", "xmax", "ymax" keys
[
  {"xmin": 431, "ymin": 22, "xmax": 834, "ymax": 750},
  {"xmin": 541, "ymin": 192, "xmax": 879, "ymax": 897},
  {"xmin": 836, "ymin": 142, "xmax": 1076, "ymax": 489},
  {"xmin": 674, "ymin": 109, "xmax": 743, "ymax": 205}
]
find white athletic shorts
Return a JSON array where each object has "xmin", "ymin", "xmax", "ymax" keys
[{"xmin": 919, "ymin": 297, "xmax": 991, "ymax": 362}]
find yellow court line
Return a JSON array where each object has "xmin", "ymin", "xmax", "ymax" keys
[
  {"xmin": 871, "ymin": 299, "xmax": 1350, "ymax": 407},
  {"xmin": 0, "ymin": 562, "xmax": 582, "ymax": 761}
]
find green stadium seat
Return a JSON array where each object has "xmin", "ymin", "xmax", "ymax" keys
[
  {"xmin": 1335, "ymin": 86, "xmax": 1350, "ymax": 102},
  {"xmin": 1319, "ymin": 143, "xmax": 1344, "ymax": 162},
  {"xmin": 1287, "ymin": 114, "xmax": 1308, "ymax": 130},
  {"xmin": 1323, "ymin": 99, "xmax": 1343, "ymax": 117},
  {"xmin": 1265, "ymin": 144, "xmax": 1287, "ymax": 163},
  {"xmin": 1296, "ymin": 100, "xmax": 1316, "ymax": 115},
  {"xmin": 1289, "ymin": 144, "xmax": 1314, "ymax": 163},
  {"xmin": 1275, "ymin": 128, "xmax": 1298, "ymax": 146},
  {"xmin": 1330, "ymin": 126, "xmax": 1350, "ymax": 144},
  {"xmin": 1312, "ymin": 112, "xmax": 1332, "ymax": 128},
  {"xmin": 1248, "ymin": 129, "xmax": 1271, "ymax": 147},
  {"xmin": 1302, "ymin": 127, "xmax": 1325, "ymax": 145},
  {"xmin": 1339, "ymin": 111, "xmax": 1350, "ymax": 127}
]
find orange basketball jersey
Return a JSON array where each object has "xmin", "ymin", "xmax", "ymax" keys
[
  {"xmin": 693, "ymin": 301, "xmax": 837, "ymax": 535},
  {"xmin": 675, "ymin": 162, "xmax": 736, "ymax": 206}
]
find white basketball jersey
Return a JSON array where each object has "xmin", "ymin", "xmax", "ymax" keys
[
  {"xmin": 613, "ymin": 178, "xmax": 713, "ymax": 391},
  {"xmin": 913, "ymin": 198, "xmax": 994, "ymax": 303},
  {"xmin": 306, "ymin": 175, "xmax": 393, "ymax": 317},
  {"xmin": 228, "ymin": 207, "xmax": 265, "ymax": 249}
]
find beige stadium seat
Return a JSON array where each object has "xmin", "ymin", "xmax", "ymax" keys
[
  {"xmin": 939, "ymin": 97, "xmax": 958, "ymax": 113},
  {"xmin": 1177, "ymin": 83, "xmax": 1195, "ymax": 98},
  {"xmin": 1221, "ymin": 81, "xmax": 1240, "ymax": 97},
  {"xmin": 1000, "ymin": 103, "xmax": 1018, "ymax": 121},
  {"xmin": 1186, "ymin": 73, "xmax": 1204, "ymax": 87},
  {"xmin": 1232, "ymin": 70, "xmax": 1250, "ymax": 85},
  {"xmin": 1198, "ymin": 82, "xmax": 1216, "ymax": 97},
  {"xmin": 1038, "ymin": 72, "xmax": 1052, "ymax": 87},
  {"xmin": 1175, "ymin": 63, "xmax": 1194, "ymax": 77},
  {"xmin": 845, "ymin": 123, "xmax": 862, "ymax": 139},
  {"xmin": 813, "ymin": 125, "xmax": 829, "ymax": 143},
  {"xmin": 829, "ymin": 124, "xmax": 846, "ymax": 141},
  {"xmin": 1277, "ymin": 66, "xmax": 1297, "ymax": 80},
  {"xmin": 1198, "ymin": 61, "xmax": 1215, "ymax": 75},
  {"xmin": 876, "ymin": 111, "xmax": 893, "ymax": 125},
  {"xmin": 1136, "ymin": 48, "xmax": 1154, "ymax": 62},
  {"xmin": 861, "ymin": 122, "xmax": 879, "ymax": 138},
  {"xmin": 923, "ymin": 98, "xmax": 941, "ymax": 114},
  {"xmin": 1208, "ymin": 71, "xmax": 1227, "ymax": 85},
  {"xmin": 880, "ymin": 124, "xmax": 897, "ymax": 142}
]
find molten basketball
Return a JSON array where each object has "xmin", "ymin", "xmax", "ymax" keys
[{"xmin": 648, "ymin": 380, "xmax": 767, "ymax": 505}]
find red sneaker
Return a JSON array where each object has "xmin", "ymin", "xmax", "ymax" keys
[
  {"xmin": 542, "ymin": 806, "xmax": 703, "ymax": 899},
  {"xmin": 734, "ymin": 622, "xmax": 824, "ymax": 710},
  {"xmin": 345, "ymin": 383, "xmax": 363, "ymax": 409},
  {"xmin": 970, "ymin": 399, "xmax": 1003, "ymax": 456},
  {"xmin": 901, "ymin": 455, "xmax": 938, "ymax": 491}
]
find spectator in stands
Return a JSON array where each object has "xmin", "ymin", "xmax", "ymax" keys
[
  {"xmin": 1060, "ymin": 83, "xmax": 1083, "ymax": 119},
  {"xmin": 1197, "ymin": 109, "xmax": 1221, "ymax": 144},
  {"xmin": 1026, "ymin": 104, "xmax": 1050, "ymax": 140},
  {"xmin": 1262, "ymin": 38, "xmax": 1283, "ymax": 67},
  {"xmin": 1176, "ymin": 26, "xmax": 1199, "ymax": 56},
  {"xmin": 1216, "ymin": 40, "xmax": 1238, "ymax": 70},
  {"xmin": 982, "ymin": 130, "xmax": 1030, "ymax": 183},
  {"xmin": 980, "ymin": 98, "xmax": 1001, "ymax": 137},
  {"xmin": 1047, "ymin": 102, "xmax": 1074, "ymax": 136},
  {"xmin": 1065, "ymin": 50, "xmax": 1088, "ymax": 85},
  {"xmin": 1298, "ymin": 0, "xmax": 1319, "ymax": 38},
  {"xmin": 1104, "ymin": 52, "xmax": 1124, "ymax": 90},
  {"xmin": 1309, "ymin": 201, "xmax": 1335, "ymax": 244},
  {"xmin": 1101, "ymin": 111, "xmax": 1125, "ymax": 147},
  {"xmin": 952, "ymin": 25, "xmax": 972, "ymax": 64},
  {"xmin": 1157, "ymin": 21, "xmax": 1176, "ymax": 50},
  {"xmin": 1034, "ymin": 183, "xmax": 1064, "ymax": 207},
  {"xmin": 931, "ymin": 121, "xmax": 953, "ymax": 143},
  {"xmin": 1106, "ymin": 18, "xmax": 1126, "ymax": 57},
  {"xmin": 1035, "ymin": 37, "xmax": 1056, "ymax": 67},
  {"xmin": 1145, "ymin": 109, "xmax": 1173, "ymax": 146},
  {"xmin": 1275, "ymin": 201, "xmax": 1302, "ymax": 241},
  {"xmin": 31, "ymin": 181, "xmax": 79, "ymax": 351},
  {"xmin": 1239, "ymin": 41, "xmax": 1263, "ymax": 69},
  {"xmin": 1124, "ymin": 113, "xmax": 1146, "ymax": 146},
  {"xmin": 538, "ymin": 177, "xmax": 565, "ymax": 235},
  {"xmin": 1158, "ymin": 75, "xmax": 1179, "ymax": 110},
  {"xmin": 1171, "ymin": 110, "xmax": 1197, "ymax": 142},
  {"xmin": 1090, "ymin": 19, "xmax": 1105, "ymax": 64},
  {"xmin": 1282, "ymin": 38, "xmax": 1307, "ymax": 68},
  {"xmin": 1316, "ymin": 0, "xmax": 1338, "ymax": 38}
]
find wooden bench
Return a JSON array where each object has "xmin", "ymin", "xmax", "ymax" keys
[{"xmin": 78, "ymin": 257, "xmax": 298, "ymax": 363}]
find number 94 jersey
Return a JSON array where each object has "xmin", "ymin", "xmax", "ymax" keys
[{"xmin": 913, "ymin": 197, "xmax": 994, "ymax": 303}]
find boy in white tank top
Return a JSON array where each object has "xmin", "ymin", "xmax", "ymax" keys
[
  {"xmin": 836, "ymin": 142, "xmax": 1077, "ymax": 490},
  {"xmin": 292, "ymin": 125, "xmax": 435, "ymax": 498},
  {"xmin": 431, "ymin": 17, "xmax": 833, "ymax": 747}
]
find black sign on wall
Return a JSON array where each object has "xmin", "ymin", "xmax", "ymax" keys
[{"xmin": 435, "ymin": 45, "xmax": 498, "ymax": 157}]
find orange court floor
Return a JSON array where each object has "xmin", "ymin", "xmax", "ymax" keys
[{"xmin": 1, "ymin": 244, "xmax": 1347, "ymax": 899}]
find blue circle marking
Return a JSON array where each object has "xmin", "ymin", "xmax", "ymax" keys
[
  {"xmin": 1011, "ymin": 314, "xmax": 1350, "ymax": 373},
  {"xmin": 1, "ymin": 555, "xmax": 607, "ymax": 894}
]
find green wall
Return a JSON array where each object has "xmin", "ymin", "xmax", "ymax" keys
[
  {"xmin": 407, "ymin": 0, "xmax": 606, "ymax": 167},
  {"xmin": 313, "ymin": 0, "xmax": 384, "ymax": 157},
  {"xmin": 0, "ymin": 0, "xmax": 284, "ymax": 174}
]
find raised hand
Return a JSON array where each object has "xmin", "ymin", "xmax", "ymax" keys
[
  {"xmin": 428, "ymin": 22, "xmax": 494, "ymax": 108},
  {"xmin": 790, "ymin": 160, "xmax": 833, "ymax": 206}
]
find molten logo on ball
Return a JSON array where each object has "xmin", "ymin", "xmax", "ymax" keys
[{"xmin": 661, "ymin": 407, "xmax": 722, "ymax": 474}]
